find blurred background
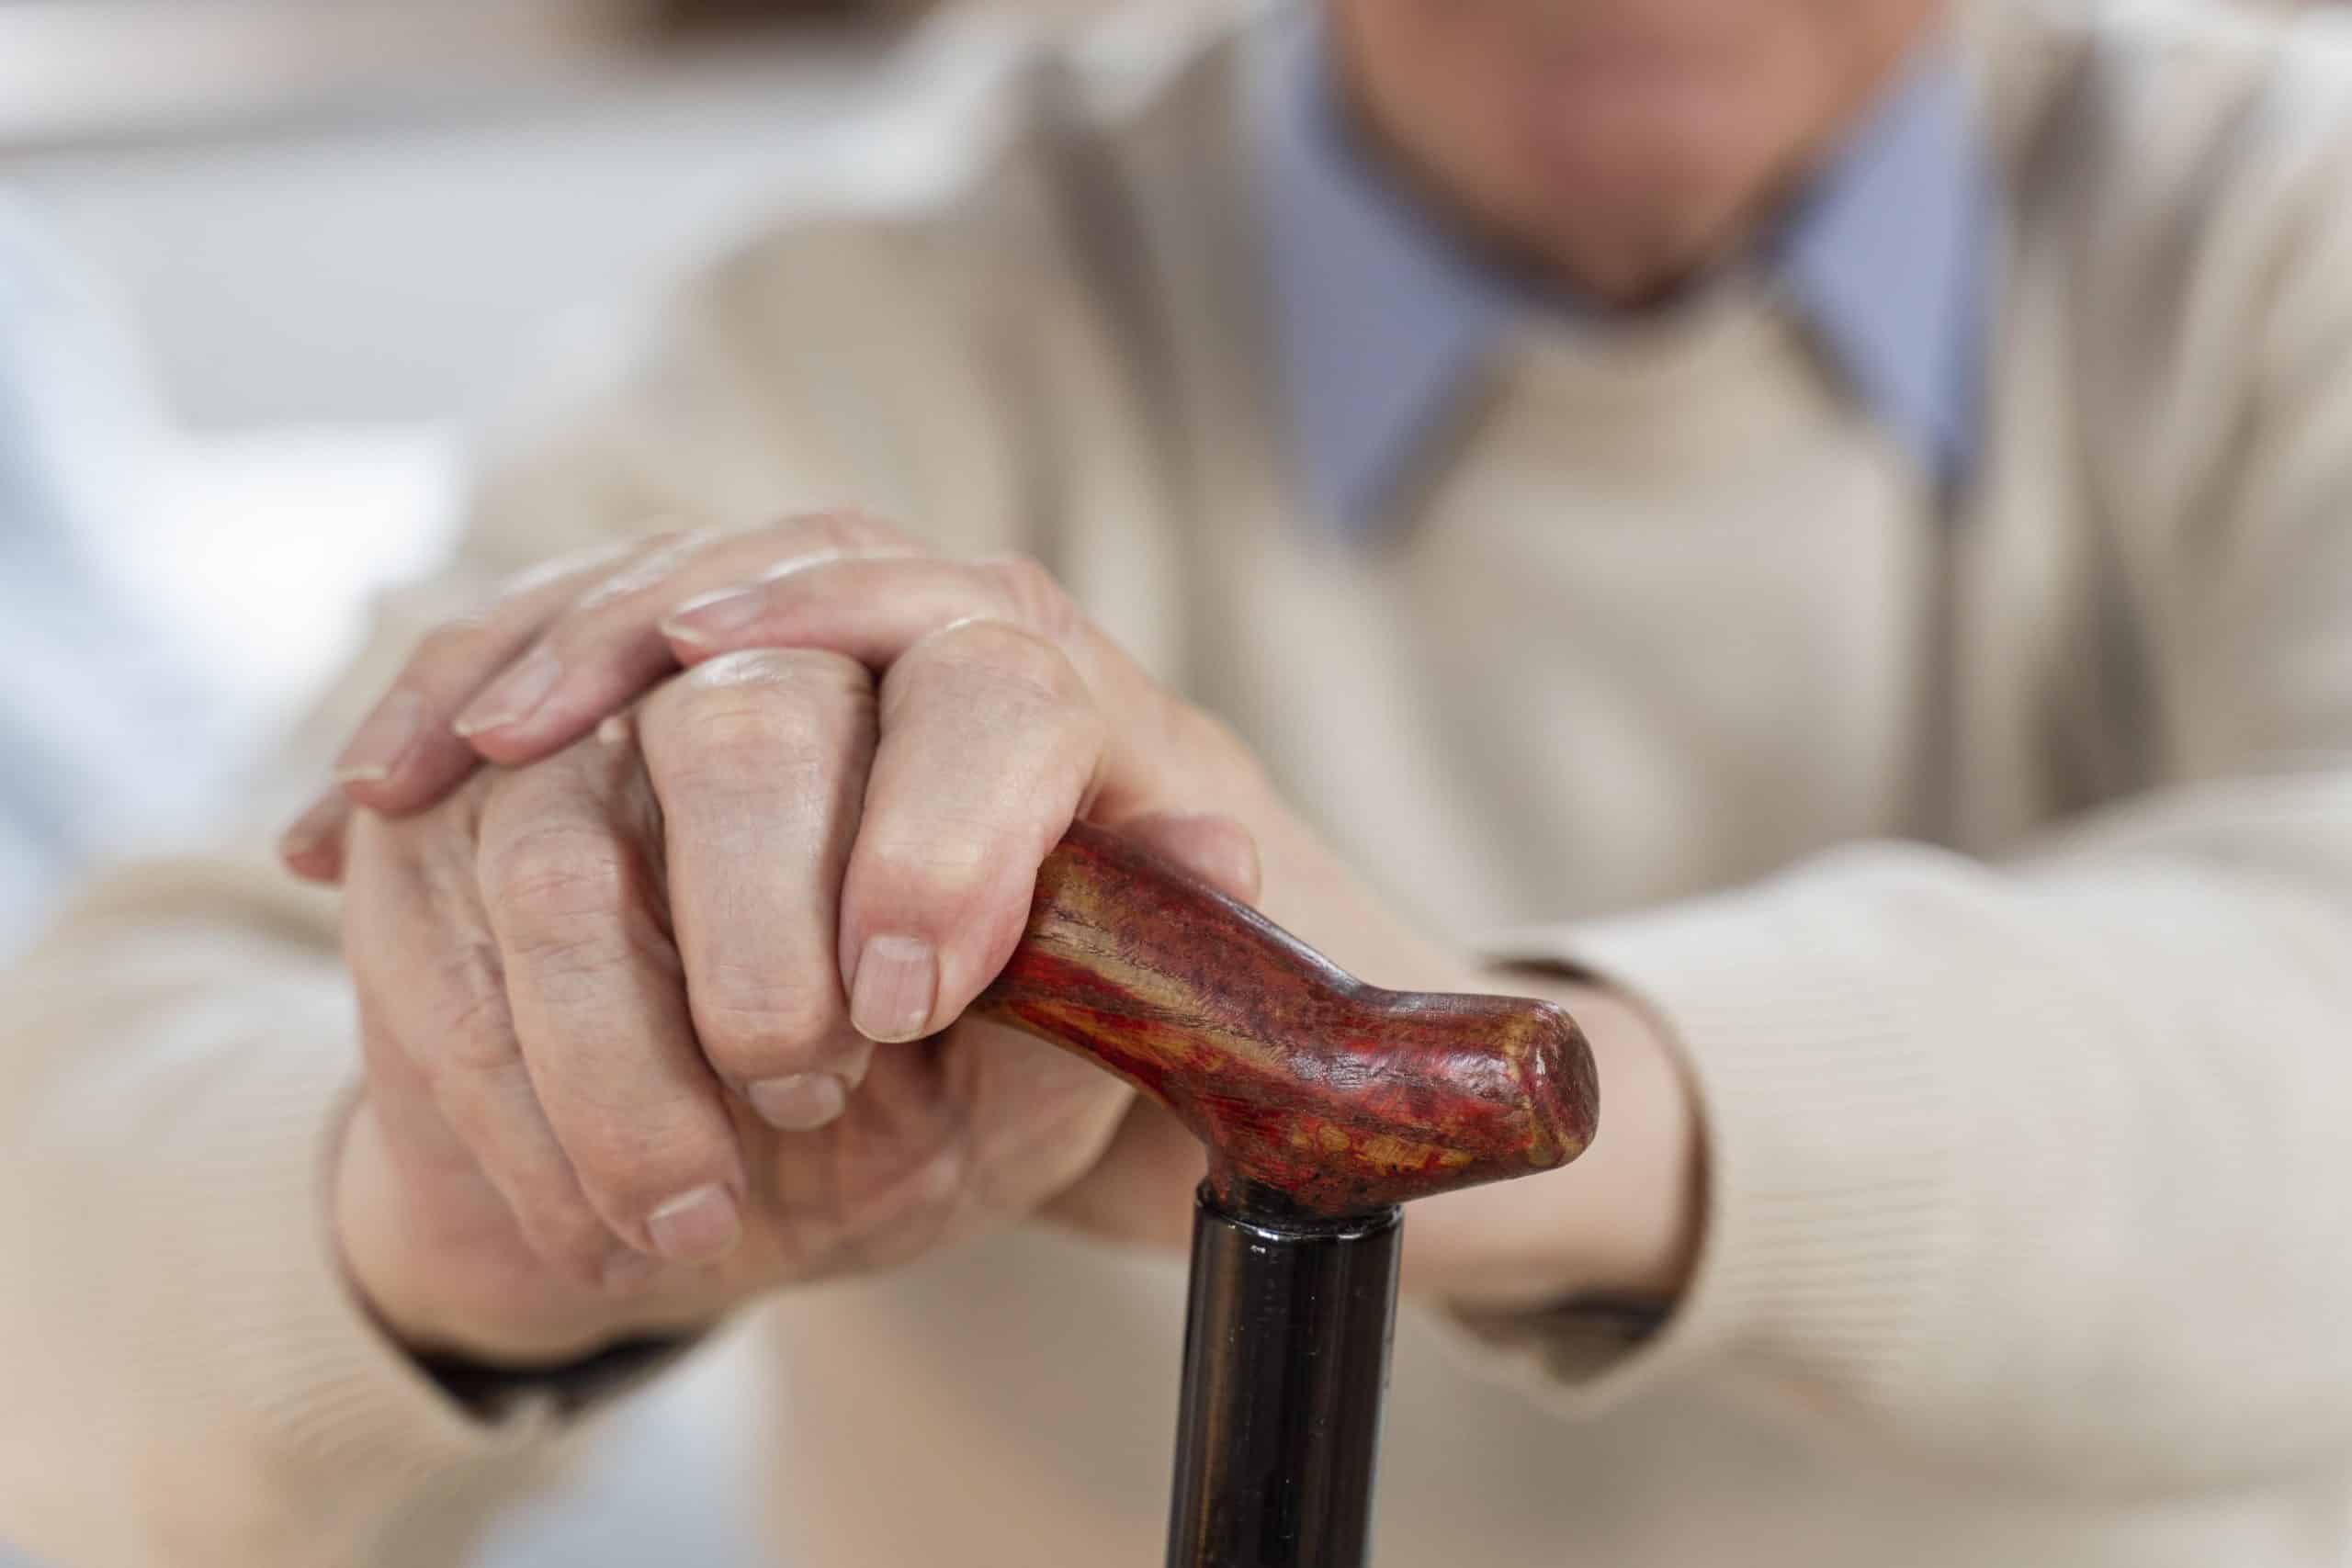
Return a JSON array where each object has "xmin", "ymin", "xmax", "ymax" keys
[
  {"xmin": 0, "ymin": 0, "xmax": 1125, "ymax": 946},
  {"xmin": 0, "ymin": 1, "xmax": 1147, "ymax": 1563},
  {"xmin": 0, "ymin": 1, "xmax": 2331, "ymax": 1564}
]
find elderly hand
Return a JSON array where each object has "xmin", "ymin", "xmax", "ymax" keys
[{"xmin": 298, "ymin": 518, "xmax": 1699, "ymax": 1362}]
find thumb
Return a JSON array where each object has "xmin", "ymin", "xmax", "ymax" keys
[{"xmin": 277, "ymin": 787, "xmax": 354, "ymax": 885}]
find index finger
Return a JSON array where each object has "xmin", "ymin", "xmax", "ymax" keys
[
  {"xmin": 662, "ymin": 555, "xmax": 1217, "ymax": 819},
  {"xmin": 330, "ymin": 538, "xmax": 648, "ymax": 815}
]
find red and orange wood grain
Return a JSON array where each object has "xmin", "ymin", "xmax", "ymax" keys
[{"xmin": 976, "ymin": 822, "xmax": 1599, "ymax": 1219}]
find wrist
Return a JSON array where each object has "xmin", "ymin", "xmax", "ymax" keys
[
  {"xmin": 1402, "ymin": 975, "xmax": 1702, "ymax": 1314},
  {"xmin": 1059, "ymin": 954, "xmax": 1703, "ymax": 1317},
  {"xmin": 332, "ymin": 1100, "xmax": 657, "ymax": 1368}
]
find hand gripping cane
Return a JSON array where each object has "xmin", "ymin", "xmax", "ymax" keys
[{"xmin": 973, "ymin": 822, "xmax": 1600, "ymax": 1568}]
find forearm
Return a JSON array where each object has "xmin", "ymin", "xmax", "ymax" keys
[
  {"xmin": 1458, "ymin": 771, "xmax": 2352, "ymax": 1492},
  {"xmin": 1402, "ymin": 980, "xmax": 1702, "ymax": 1314},
  {"xmin": 0, "ymin": 857, "xmax": 580, "ymax": 1565},
  {"xmin": 1041, "ymin": 886, "xmax": 1703, "ymax": 1319}
]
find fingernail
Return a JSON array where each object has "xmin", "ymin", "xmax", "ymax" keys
[
  {"xmin": 646, "ymin": 1183, "xmax": 741, "ymax": 1263},
  {"xmin": 749, "ymin": 1072, "xmax": 848, "ymax": 1132},
  {"xmin": 333, "ymin": 689, "xmax": 424, "ymax": 785},
  {"xmin": 849, "ymin": 933, "xmax": 937, "ymax": 1043},
  {"xmin": 661, "ymin": 586, "xmax": 765, "ymax": 648},
  {"xmin": 601, "ymin": 1249, "xmax": 661, "ymax": 1294},
  {"xmin": 452, "ymin": 648, "xmax": 562, "ymax": 738},
  {"xmin": 277, "ymin": 790, "xmax": 345, "ymax": 862}
]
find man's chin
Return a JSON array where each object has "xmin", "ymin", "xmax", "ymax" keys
[
  {"xmin": 1534, "ymin": 199, "xmax": 1749, "ymax": 308},
  {"xmin": 1510, "ymin": 131, "xmax": 1760, "ymax": 295}
]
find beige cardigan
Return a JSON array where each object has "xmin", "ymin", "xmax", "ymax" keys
[{"xmin": 6, "ymin": 2, "xmax": 2352, "ymax": 1562}]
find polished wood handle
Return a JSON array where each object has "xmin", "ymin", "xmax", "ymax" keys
[{"xmin": 973, "ymin": 821, "xmax": 1599, "ymax": 1219}]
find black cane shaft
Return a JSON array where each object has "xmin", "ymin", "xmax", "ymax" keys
[
  {"xmin": 971, "ymin": 827, "xmax": 1598, "ymax": 1564},
  {"xmin": 1166, "ymin": 1188, "xmax": 1402, "ymax": 1568}
]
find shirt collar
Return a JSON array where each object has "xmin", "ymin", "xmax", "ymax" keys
[
  {"xmin": 1246, "ymin": 5, "xmax": 1997, "ymax": 535},
  {"xmin": 1770, "ymin": 40, "xmax": 1995, "ymax": 503}
]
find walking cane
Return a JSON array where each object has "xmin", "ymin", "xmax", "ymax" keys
[{"xmin": 974, "ymin": 822, "xmax": 1600, "ymax": 1568}]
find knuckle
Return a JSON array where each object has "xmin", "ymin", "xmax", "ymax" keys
[
  {"xmin": 919, "ymin": 615, "xmax": 1083, "ymax": 708},
  {"xmin": 855, "ymin": 819, "xmax": 1000, "ymax": 920},
  {"xmin": 493, "ymin": 537, "xmax": 640, "ymax": 603},
  {"xmin": 674, "ymin": 694, "xmax": 820, "ymax": 774},
  {"xmin": 515, "ymin": 1195, "xmax": 619, "ymax": 1280},
  {"xmin": 1174, "ymin": 700, "xmax": 1248, "ymax": 763},
  {"xmin": 413, "ymin": 943, "xmax": 517, "ymax": 1077},
  {"xmin": 684, "ymin": 645, "xmax": 868, "ymax": 695},
  {"xmin": 777, "ymin": 504, "xmax": 897, "ymax": 557},
  {"xmin": 1170, "ymin": 698, "xmax": 1263, "ymax": 784},
  {"xmin": 571, "ymin": 1122, "xmax": 734, "ymax": 1223},
  {"xmin": 975, "ymin": 556, "xmax": 1077, "ymax": 637},
  {"xmin": 695, "ymin": 970, "xmax": 843, "ymax": 1069},
  {"xmin": 501, "ymin": 922, "xmax": 628, "ymax": 995},
  {"xmin": 483, "ymin": 827, "xmax": 634, "ymax": 925},
  {"xmin": 338, "ymin": 808, "xmax": 402, "ymax": 878},
  {"xmin": 571, "ymin": 529, "xmax": 712, "ymax": 614},
  {"xmin": 408, "ymin": 616, "xmax": 500, "ymax": 681},
  {"xmin": 681, "ymin": 711, "xmax": 808, "ymax": 781},
  {"xmin": 652, "ymin": 651, "xmax": 870, "ymax": 768}
]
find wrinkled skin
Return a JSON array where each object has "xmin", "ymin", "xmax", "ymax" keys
[
  {"xmin": 288, "ymin": 0, "xmax": 1961, "ymax": 1357},
  {"xmin": 300, "ymin": 517, "xmax": 1508, "ymax": 1361}
]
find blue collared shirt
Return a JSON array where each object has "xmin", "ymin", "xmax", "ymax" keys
[{"xmin": 1247, "ymin": 4, "xmax": 1996, "ymax": 536}]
